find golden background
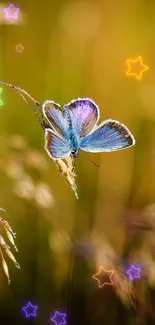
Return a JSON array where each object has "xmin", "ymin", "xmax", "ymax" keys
[{"xmin": 0, "ymin": 1, "xmax": 155, "ymax": 324}]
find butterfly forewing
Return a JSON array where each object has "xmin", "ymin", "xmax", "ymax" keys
[
  {"xmin": 65, "ymin": 98, "xmax": 100, "ymax": 138},
  {"xmin": 43, "ymin": 100, "xmax": 70, "ymax": 138},
  {"xmin": 79, "ymin": 119, "xmax": 135, "ymax": 152}
]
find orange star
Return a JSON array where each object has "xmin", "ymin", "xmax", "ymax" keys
[
  {"xmin": 92, "ymin": 266, "xmax": 114, "ymax": 288},
  {"xmin": 15, "ymin": 44, "xmax": 24, "ymax": 53},
  {"xmin": 126, "ymin": 56, "xmax": 149, "ymax": 80}
]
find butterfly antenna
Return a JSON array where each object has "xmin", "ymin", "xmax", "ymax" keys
[
  {"xmin": 15, "ymin": 89, "xmax": 45, "ymax": 130},
  {"xmin": 0, "ymin": 81, "xmax": 41, "ymax": 106},
  {"xmin": 80, "ymin": 152, "xmax": 101, "ymax": 168},
  {"xmin": 0, "ymin": 80, "xmax": 45, "ymax": 130}
]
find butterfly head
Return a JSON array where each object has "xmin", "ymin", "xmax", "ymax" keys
[{"xmin": 71, "ymin": 149, "xmax": 79, "ymax": 159}]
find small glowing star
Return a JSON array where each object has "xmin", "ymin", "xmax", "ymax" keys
[
  {"xmin": 92, "ymin": 266, "xmax": 114, "ymax": 288},
  {"xmin": 15, "ymin": 44, "xmax": 24, "ymax": 53},
  {"xmin": 22, "ymin": 302, "xmax": 38, "ymax": 318},
  {"xmin": 4, "ymin": 4, "xmax": 19, "ymax": 20},
  {"xmin": 126, "ymin": 56, "xmax": 149, "ymax": 80},
  {"xmin": 50, "ymin": 311, "xmax": 67, "ymax": 325},
  {"xmin": 126, "ymin": 264, "xmax": 141, "ymax": 280}
]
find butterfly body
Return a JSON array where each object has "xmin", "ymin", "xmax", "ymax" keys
[
  {"xmin": 68, "ymin": 129, "xmax": 80, "ymax": 152},
  {"xmin": 43, "ymin": 98, "xmax": 135, "ymax": 160}
]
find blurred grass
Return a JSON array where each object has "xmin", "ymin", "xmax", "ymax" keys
[{"xmin": 0, "ymin": 0, "xmax": 155, "ymax": 324}]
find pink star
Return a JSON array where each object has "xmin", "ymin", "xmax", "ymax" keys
[{"xmin": 4, "ymin": 4, "xmax": 19, "ymax": 20}]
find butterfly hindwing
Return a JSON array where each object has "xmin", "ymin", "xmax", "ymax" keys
[
  {"xmin": 64, "ymin": 98, "xmax": 100, "ymax": 138},
  {"xmin": 79, "ymin": 119, "xmax": 135, "ymax": 152},
  {"xmin": 42, "ymin": 100, "xmax": 69, "ymax": 138},
  {"xmin": 45, "ymin": 129, "xmax": 71, "ymax": 159}
]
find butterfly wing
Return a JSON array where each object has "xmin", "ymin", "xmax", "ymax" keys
[
  {"xmin": 45, "ymin": 129, "xmax": 71, "ymax": 159},
  {"xmin": 64, "ymin": 98, "xmax": 99, "ymax": 138},
  {"xmin": 79, "ymin": 119, "xmax": 135, "ymax": 152},
  {"xmin": 42, "ymin": 100, "xmax": 69, "ymax": 138}
]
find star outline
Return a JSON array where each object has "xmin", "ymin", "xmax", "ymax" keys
[
  {"xmin": 22, "ymin": 302, "xmax": 38, "ymax": 318},
  {"xmin": 4, "ymin": 3, "xmax": 19, "ymax": 20},
  {"xmin": 126, "ymin": 56, "xmax": 149, "ymax": 80},
  {"xmin": 126, "ymin": 264, "xmax": 141, "ymax": 280},
  {"xmin": 50, "ymin": 310, "xmax": 67, "ymax": 325},
  {"xmin": 92, "ymin": 265, "xmax": 114, "ymax": 288}
]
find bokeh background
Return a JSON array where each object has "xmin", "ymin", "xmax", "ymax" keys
[{"xmin": 0, "ymin": 0, "xmax": 155, "ymax": 324}]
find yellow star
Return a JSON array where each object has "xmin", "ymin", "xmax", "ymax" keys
[
  {"xmin": 92, "ymin": 266, "xmax": 114, "ymax": 288},
  {"xmin": 15, "ymin": 44, "xmax": 24, "ymax": 53},
  {"xmin": 126, "ymin": 56, "xmax": 149, "ymax": 80}
]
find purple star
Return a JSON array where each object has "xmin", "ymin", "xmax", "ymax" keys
[
  {"xmin": 50, "ymin": 311, "xmax": 67, "ymax": 325},
  {"xmin": 22, "ymin": 302, "xmax": 38, "ymax": 318},
  {"xmin": 4, "ymin": 4, "xmax": 19, "ymax": 19},
  {"xmin": 126, "ymin": 265, "xmax": 141, "ymax": 280}
]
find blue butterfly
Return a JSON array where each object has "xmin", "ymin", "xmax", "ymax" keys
[{"xmin": 42, "ymin": 98, "xmax": 135, "ymax": 159}]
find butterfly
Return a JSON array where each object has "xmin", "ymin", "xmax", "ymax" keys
[
  {"xmin": 42, "ymin": 98, "xmax": 135, "ymax": 160},
  {"xmin": 0, "ymin": 81, "xmax": 135, "ymax": 161}
]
